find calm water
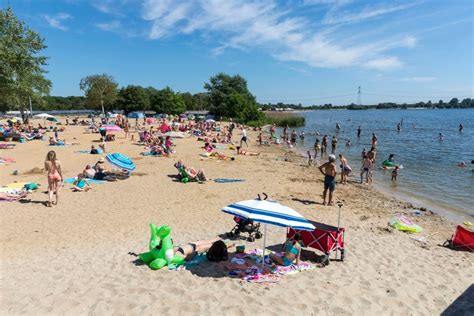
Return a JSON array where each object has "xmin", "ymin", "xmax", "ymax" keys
[{"xmin": 290, "ymin": 109, "xmax": 474, "ymax": 220}]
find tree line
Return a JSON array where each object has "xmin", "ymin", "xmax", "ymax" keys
[{"xmin": 260, "ymin": 98, "xmax": 473, "ymax": 111}]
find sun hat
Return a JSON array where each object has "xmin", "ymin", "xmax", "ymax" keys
[{"xmin": 98, "ymin": 157, "xmax": 105, "ymax": 163}]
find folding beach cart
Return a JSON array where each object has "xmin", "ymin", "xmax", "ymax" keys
[
  {"xmin": 287, "ymin": 204, "xmax": 345, "ymax": 265},
  {"xmin": 444, "ymin": 225, "xmax": 474, "ymax": 252}
]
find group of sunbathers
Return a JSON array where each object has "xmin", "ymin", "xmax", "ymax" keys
[{"xmin": 72, "ymin": 158, "xmax": 130, "ymax": 191}]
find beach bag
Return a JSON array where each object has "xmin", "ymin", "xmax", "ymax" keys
[{"xmin": 206, "ymin": 240, "xmax": 228, "ymax": 262}]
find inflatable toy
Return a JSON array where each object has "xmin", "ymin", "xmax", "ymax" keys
[
  {"xmin": 139, "ymin": 224, "xmax": 185, "ymax": 270},
  {"xmin": 389, "ymin": 214, "xmax": 422, "ymax": 233},
  {"xmin": 382, "ymin": 160, "xmax": 395, "ymax": 167}
]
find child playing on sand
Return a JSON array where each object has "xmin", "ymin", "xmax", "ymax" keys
[
  {"xmin": 73, "ymin": 174, "xmax": 91, "ymax": 192},
  {"xmin": 391, "ymin": 166, "xmax": 399, "ymax": 181}
]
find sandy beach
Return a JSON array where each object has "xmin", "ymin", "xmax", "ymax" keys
[{"xmin": 1, "ymin": 121, "xmax": 473, "ymax": 315}]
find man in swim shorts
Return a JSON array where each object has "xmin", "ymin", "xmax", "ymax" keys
[{"xmin": 318, "ymin": 154, "xmax": 337, "ymax": 206}]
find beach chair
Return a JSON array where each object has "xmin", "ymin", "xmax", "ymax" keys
[{"xmin": 444, "ymin": 225, "xmax": 474, "ymax": 252}]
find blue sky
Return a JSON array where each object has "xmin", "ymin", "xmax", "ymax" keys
[{"xmin": 6, "ymin": 0, "xmax": 474, "ymax": 105}]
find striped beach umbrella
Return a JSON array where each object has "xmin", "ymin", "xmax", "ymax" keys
[
  {"xmin": 105, "ymin": 153, "xmax": 136, "ymax": 171},
  {"xmin": 223, "ymin": 199, "xmax": 315, "ymax": 231},
  {"xmin": 222, "ymin": 199, "xmax": 315, "ymax": 268}
]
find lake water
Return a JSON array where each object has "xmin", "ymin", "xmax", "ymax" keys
[{"xmin": 289, "ymin": 108, "xmax": 474, "ymax": 220}]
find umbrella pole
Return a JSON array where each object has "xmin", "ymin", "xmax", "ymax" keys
[{"xmin": 261, "ymin": 224, "xmax": 267, "ymax": 270}]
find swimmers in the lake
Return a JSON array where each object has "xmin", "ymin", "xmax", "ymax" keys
[
  {"xmin": 397, "ymin": 123, "xmax": 401, "ymax": 132},
  {"xmin": 439, "ymin": 133, "xmax": 444, "ymax": 141},
  {"xmin": 459, "ymin": 123, "xmax": 464, "ymax": 133},
  {"xmin": 357, "ymin": 126, "xmax": 361, "ymax": 138}
]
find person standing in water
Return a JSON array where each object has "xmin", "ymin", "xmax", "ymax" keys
[
  {"xmin": 459, "ymin": 123, "xmax": 464, "ymax": 133},
  {"xmin": 336, "ymin": 123, "xmax": 341, "ymax": 133},
  {"xmin": 397, "ymin": 123, "xmax": 401, "ymax": 132},
  {"xmin": 318, "ymin": 155, "xmax": 337, "ymax": 206},
  {"xmin": 357, "ymin": 126, "xmax": 361, "ymax": 138},
  {"xmin": 331, "ymin": 136, "xmax": 337, "ymax": 154},
  {"xmin": 44, "ymin": 150, "xmax": 63, "ymax": 207},
  {"xmin": 322, "ymin": 135, "xmax": 328, "ymax": 155},
  {"xmin": 371, "ymin": 133, "xmax": 378, "ymax": 148},
  {"xmin": 314, "ymin": 138, "xmax": 321, "ymax": 158}
]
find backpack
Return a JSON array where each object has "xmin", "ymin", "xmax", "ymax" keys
[{"xmin": 206, "ymin": 240, "xmax": 228, "ymax": 262}]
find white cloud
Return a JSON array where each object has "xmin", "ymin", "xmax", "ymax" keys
[
  {"xmin": 95, "ymin": 20, "xmax": 121, "ymax": 31},
  {"xmin": 364, "ymin": 57, "xmax": 403, "ymax": 70},
  {"xmin": 400, "ymin": 76, "xmax": 437, "ymax": 82},
  {"xmin": 44, "ymin": 13, "xmax": 72, "ymax": 31},
  {"xmin": 140, "ymin": 0, "xmax": 417, "ymax": 71},
  {"xmin": 323, "ymin": 2, "xmax": 417, "ymax": 25}
]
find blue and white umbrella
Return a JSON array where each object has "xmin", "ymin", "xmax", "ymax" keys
[
  {"xmin": 106, "ymin": 153, "xmax": 136, "ymax": 171},
  {"xmin": 222, "ymin": 199, "xmax": 315, "ymax": 267}
]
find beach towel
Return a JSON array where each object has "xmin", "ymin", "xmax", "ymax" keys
[
  {"xmin": 0, "ymin": 144, "xmax": 16, "ymax": 149},
  {"xmin": 63, "ymin": 177, "xmax": 105, "ymax": 184},
  {"xmin": 168, "ymin": 254, "xmax": 208, "ymax": 271},
  {"xmin": 74, "ymin": 150, "xmax": 91, "ymax": 154},
  {"xmin": 214, "ymin": 178, "xmax": 245, "ymax": 183},
  {"xmin": 140, "ymin": 152, "xmax": 162, "ymax": 157},
  {"xmin": 48, "ymin": 142, "xmax": 68, "ymax": 147},
  {"xmin": 0, "ymin": 189, "xmax": 27, "ymax": 202},
  {"xmin": 0, "ymin": 157, "xmax": 16, "ymax": 164},
  {"xmin": 3, "ymin": 182, "xmax": 29, "ymax": 190}
]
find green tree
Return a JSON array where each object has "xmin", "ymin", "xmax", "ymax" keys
[
  {"xmin": 79, "ymin": 74, "xmax": 118, "ymax": 114},
  {"xmin": 180, "ymin": 92, "xmax": 196, "ymax": 111},
  {"xmin": 147, "ymin": 87, "xmax": 185, "ymax": 115},
  {"xmin": 116, "ymin": 85, "xmax": 150, "ymax": 113},
  {"xmin": 0, "ymin": 7, "xmax": 51, "ymax": 119},
  {"xmin": 449, "ymin": 98, "xmax": 459, "ymax": 107},
  {"xmin": 204, "ymin": 73, "xmax": 262, "ymax": 123}
]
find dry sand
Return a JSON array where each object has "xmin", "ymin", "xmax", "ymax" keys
[{"xmin": 1, "ymin": 121, "xmax": 473, "ymax": 315}]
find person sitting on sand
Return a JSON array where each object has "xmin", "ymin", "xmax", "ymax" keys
[
  {"xmin": 318, "ymin": 154, "xmax": 337, "ymax": 206},
  {"xmin": 90, "ymin": 145, "xmax": 99, "ymax": 154},
  {"xmin": 83, "ymin": 164, "xmax": 96, "ymax": 179},
  {"xmin": 73, "ymin": 173, "xmax": 91, "ymax": 192},
  {"xmin": 269, "ymin": 234, "xmax": 302, "ymax": 266},
  {"xmin": 174, "ymin": 160, "xmax": 207, "ymax": 181},
  {"xmin": 204, "ymin": 142, "xmax": 214, "ymax": 153}
]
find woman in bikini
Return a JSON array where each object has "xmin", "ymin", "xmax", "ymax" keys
[
  {"xmin": 269, "ymin": 234, "xmax": 302, "ymax": 266},
  {"xmin": 44, "ymin": 150, "xmax": 63, "ymax": 207}
]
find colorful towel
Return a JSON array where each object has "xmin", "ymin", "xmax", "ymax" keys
[
  {"xmin": 214, "ymin": 178, "xmax": 245, "ymax": 183},
  {"xmin": 63, "ymin": 177, "xmax": 105, "ymax": 184},
  {"xmin": 0, "ymin": 157, "xmax": 16, "ymax": 164},
  {"xmin": 141, "ymin": 152, "xmax": 161, "ymax": 157}
]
